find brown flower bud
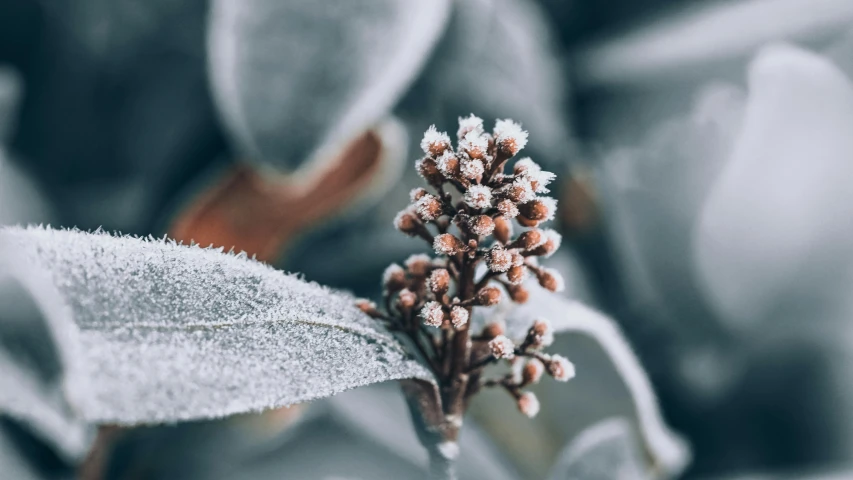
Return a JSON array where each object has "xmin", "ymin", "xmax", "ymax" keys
[
  {"xmin": 450, "ymin": 306, "xmax": 469, "ymax": 329},
  {"xmin": 428, "ymin": 268, "xmax": 450, "ymax": 295},
  {"xmin": 493, "ymin": 216, "xmax": 513, "ymax": 244},
  {"xmin": 528, "ymin": 229, "xmax": 562, "ymax": 258},
  {"xmin": 382, "ymin": 263, "xmax": 407, "ymax": 291},
  {"xmin": 393, "ymin": 210, "xmax": 420, "ymax": 236},
  {"xmin": 468, "ymin": 215, "xmax": 495, "ymax": 237},
  {"xmin": 416, "ymin": 194, "xmax": 443, "ymax": 221},
  {"xmin": 507, "ymin": 265, "xmax": 526, "ymax": 285},
  {"xmin": 477, "ymin": 286, "xmax": 502, "ymax": 306},
  {"xmin": 421, "ymin": 126, "xmax": 452, "ymax": 156},
  {"xmin": 488, "ymin": 335, "xmax": 515, "ymax": 359},
  {"xmin": 409, "ymin": 187, "xmax": 429, "ymax": 202},
  {"xmin": 516, "ymin": 215, "xmax": 539, "ymax": 227},
  {"xmin": 421, "ymin": 301, "xmax": 445, "ymax": 328},
  {"xmin": 433, "ymin": 233, "xmax": 465, "ymax": 256},
  {"xmin": 405, "ymin": 254, "xmax": 432, "ymax": 277},
  {"xmin": 482, "ymin": 322, "xmax": 504, "ymax": 339},
  {"xmin": 497, "ymin": 199, "xmax": 519, "ymax": 218},
  {"xmin": 508, "ymin": 285, "xmax": 529, "ymax": 303},
  {"xmin": 510, "ymin": 251, "xmax": 525, "ymax": 267},
  {"xmin": 493, "ymin": 119, "xmax": 528, "ymax": 157},
  {"xmin": 546, "ymin": 354, "xmax": 575, "ymax": 382},
  {"xmin": 522, "ymin": 359, "xmax": 545, "ymax": 385},
  {"xmin": 536, "ymin": 267, "xmax": 564, "ymax": 292},
  {"xmin": 416, "ymin": 157, "xmax": 443, "ymax": 185},
  {"xmin": 511, "ymin": 229, "xmax": 544, "ymax": 250},
  {"xmin": 518, "ymin": 198, "xmax": 556, "ymax": 222},
  {"xmin": 527, "ymin": 318, "xmax": 554, "ymax": 348},
  {"xmin": 436, "ymin": 151, "xmax": 460, "ymax": 178},
  {"xmin": 502, "ymin": 179, "xmax": 534, "ymax": 203},
  {"xmin": 397, "ymin": 288, "xmax": 417, "ymax": 309},
  {"xmin": 486, "ymin": 246, "xmax": 513, "ymax": 273}
]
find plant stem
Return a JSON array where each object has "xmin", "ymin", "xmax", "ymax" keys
[{"xmin": 427, "ymin": 444, "xmax": 458, "ymax": 480}]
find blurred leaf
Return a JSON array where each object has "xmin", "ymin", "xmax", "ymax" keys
[
  {"xmin": 547, "ymin": 417, "xmax": 648, "ymax": 480},
  {"xmin": 207, "ymin": 0, "xmax": 451, "ymax": 172},
  {"xmin": 0, "ymin": 226, "xmax": 433, "ymax": 429},
  {"xmin": 695, "ymin": 44, "xmax": 853, "ymax": 327}
]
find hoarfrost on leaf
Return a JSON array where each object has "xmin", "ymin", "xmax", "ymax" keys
[{"xmin": 0, "ymin": 227, "xmax": 434, "ymax": 426}]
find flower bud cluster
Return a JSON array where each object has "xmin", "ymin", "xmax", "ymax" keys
[{"xmin": 363, "ymin": 115, "xmax": 572, "ymax": 423}]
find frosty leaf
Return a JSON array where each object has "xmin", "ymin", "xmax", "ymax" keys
[
  {"xmin": 0, "ymin": 226, "xmax": 433, "ymax": 426},
  {"xmin": 207, "ymin": 0, "xmax": 451, "ymax": 172},
  {"xmin": 695, "ymin": 44, "xmax": 853, "ymax": 327},
  {"xmin": 547, "ymin": 417, "xmax": 647, "ymax": 480},
  {"xmin": 489, "ymin": 289, "xmax": 690, "ymax": 478},
  {"xmin": 0, "ymin": 252, "xmax": 92, "ymax": 462}
]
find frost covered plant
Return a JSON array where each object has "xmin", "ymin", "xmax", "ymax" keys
[{"xmin": 360, "ymin": 116, "xmax": 571, "ymax": 477}]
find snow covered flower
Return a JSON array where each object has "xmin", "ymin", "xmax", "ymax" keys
[
  {"xmin": 497, "ymin": 199, "xmax": 519, "ymax": 218},
  {"xmin": 546, "ymin": 354, "xmax": 575, "ymax": 382},
  {"xmin": 486, "ymin": 246, "xmax": 513, "ymax": 273},
  {"xmin": 457, "ymin": 113, "xmax": 484, "ymax": 139},
  {"xmin": 433, "ymin": 233, "xmax": 465, "ymax": 255},
  {"xmin": 450, "ymin": 306, "xmax": 469, "ymax": 329},
  {"xmin": 404, "ymin": 254, "xmax": 433, "ymax": 276},
  {"xmin": 516, "ymin": 391, "xmax": 540, "ymax": 418},
  {"xmin": 493, "ymin": 119, "xmax": 528, "ymax": 156},
  {"xmin": 518, "ymin": 197, "xmax": 557, "ymax": 223},
  {"xmin": 393, "ymin": 209, "xmax": 419, "ymax": 235},
  {"xmin": 429, "ymin": 268, "xmax": 450, "ymax": 294},
  {"xmin": 421, "ymin": 301, "xmax": 445, "ymax": 327},
  {"xmin": 489, "ymin": 335, "xmax": 515, "ymax": 359},
  {"xmin": 535, "ymin": 267, "xmax": 564, "ymax": 292},
  {"xmin": 382, "ymin": 263, "xmax": 407, "ymax": 291},
  {"xmin": 522, "ymin": 359, "xmax": 545, "ymax": 385},
  {"xmin": 468, "ymin": 215, "xmax": 495, "ymax": 236},
  {"xmin": 464, "ymin": 184, "xmax": 492, "ymax": 209},
  {"xmin": 420, "ymin": 125, "xmax": 452, "ymax": 156},
  {"xmin": 460, "ymin": 156, "xmax": 485, "ymax": 179},
  {"xmin": 415, "ymin": 194, "xmax": 443, "ymax": 221}
]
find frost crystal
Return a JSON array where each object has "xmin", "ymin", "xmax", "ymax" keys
[
  {"xmin": 464, "ymin": 185, "xmax": 492, "ymax": 209},
  {"xmin": 488, "ymin": 335, "xmax": 515, "ymax": 359},
  {"xmin": 457, "ymin": 114, "xmax": 484, "ymax": 139},
  {"xmin": 421, "ymin": 301, "xmax": 444, "ymax": 328},
  {"xmin": 0, "ymin": 227, "xmax": 434, "ymax": 425},
  {"xmin": 515, "ymin": 157, "xmax": 556, "ymax": 193},
  {"xmin": 420, "ymin": 125, "xmax": 451, "ymax": 155}
]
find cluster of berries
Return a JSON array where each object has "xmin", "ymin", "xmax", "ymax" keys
[{"xmin": 357, "ymin": 115, "xmax": 574, "ymax": 418}]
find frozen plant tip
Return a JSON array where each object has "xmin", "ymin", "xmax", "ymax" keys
[{"xmin": 357, "ymin": 116, "xmax": 572, "ymax": 478}]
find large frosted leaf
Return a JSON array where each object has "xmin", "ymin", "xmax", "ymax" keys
[
  {"xmin": 694, "ymin": 44, "xmax": 853, "ymax": 327},
  {"xmin": 0, "ymin": 226, "xmax": 433, "ymax": 426},
  {"xmin": 207, "ymin": 0, "xmax": 450, "ymax": 173}
]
